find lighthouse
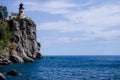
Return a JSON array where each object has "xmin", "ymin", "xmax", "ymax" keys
[
  {"xmin": 9, "ymin": 2, "xmax": 25, "ymax": 19},
  {"xmin": 19, "ymin": 2, "xmax": 24, "ymax": 18}
]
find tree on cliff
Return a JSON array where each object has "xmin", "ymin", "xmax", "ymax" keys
[
  {"xmin": 0, "ymin": 6, "xmax": 8, "ymax": 19},
  {"xmin": 0, "ymin": 5, "xmax": 13, "ymax": 56}
]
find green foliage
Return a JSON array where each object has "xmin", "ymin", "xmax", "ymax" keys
[
  {"xmin": 0, "ymin": 6, "xmax": 13, "ymax": 56},
  {"xmin": 0, "ymin": 5, "xmax": 8, "ymax": 19}
]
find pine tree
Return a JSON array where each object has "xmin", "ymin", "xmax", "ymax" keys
[{"xmin": 0, "ymin": 5, "xmax": 13, "ymax": 56}]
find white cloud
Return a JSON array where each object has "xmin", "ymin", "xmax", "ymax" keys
[
  {"xmin": 38, "ymin": 21, "xmax": 83, "ymax": 32},
  {"xmin": 38, "ymin": 3, "xmax": 120, "ymax": 43},
  {"xmin": 41, "ymin": 29, "xmax": 120, "ymax": 45},
  {"xmin": 66, "ymin": 4, "xmax": 120, "ymax": 26},
  {"xmin": 41, "ymin": 36, "xmax": 92, "ymax": 45},
  {"xmin": 19, "ymin": 0, "xmax": 79, "ymax": 15}
]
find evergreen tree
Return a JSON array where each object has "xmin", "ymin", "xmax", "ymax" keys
[
  {"xmin": 0, "ymin": 5, "xmax": 13, "ymax": 56},
  {"xmin": 0, "ymin": 6, "xmax": 8, "ymax": 18}
]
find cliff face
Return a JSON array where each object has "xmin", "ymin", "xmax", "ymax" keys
[{"xmin": 0, "ymin": 19, "xmax": 41, "ymax": 64}]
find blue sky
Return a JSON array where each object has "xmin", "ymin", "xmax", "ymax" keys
[{"xmin": 0, "ymin": 0, "xmax": 120, "ymax": 55}]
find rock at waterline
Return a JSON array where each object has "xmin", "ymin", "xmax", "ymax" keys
[
  {"xmin": 9, "ymin": 55, "xmax": 24, "ymax": 63},
  {"xmin": 7, "ymin": 69, "xmax": 21, "ymax": 76},
  {"xmin": 23, "ymin": 57, "xmax": 34, "ymax": 62},
  {"xmin": 33, "ymin": 52, "xmax": 42, "ymax": 59},
  {"xmin": 0, "ymin": 73, "xmax": 6, "ymax": 80},
  {"xmin": 0, "ymin": 57, "xmax": 12, "ymax": 65}
]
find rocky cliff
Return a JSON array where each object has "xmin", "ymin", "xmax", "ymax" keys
[{"xmin": 0, "ymin": 18, "xmax": 42, "ymax": 64}]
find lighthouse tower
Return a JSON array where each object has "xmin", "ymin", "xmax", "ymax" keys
[{"xmin": 19, "ymin": 2, "xmax": 24, "ymax": 18}]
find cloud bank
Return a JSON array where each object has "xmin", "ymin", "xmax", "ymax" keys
[{"xmin": 15, "ymin": 0, "xmax": 120, "ymax": 44}]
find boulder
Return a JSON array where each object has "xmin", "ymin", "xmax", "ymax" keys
[
  {"xmin": 9, "ymin": 55, "xmax": 24, "ymax": 63},
  {"xmin": 36, "ymin": 53, "xmax": 42, "ymax": 59},
  {"xmin": 23, "ymin": 57, "xmax": 34, "ymax": 62},
  {"xmin": 7, "ymin": 69, "xmax": 21, "ymax": 76},
  {"xmin": 0, "ymin": 58, "xmax": 12, "ymax": 65},
  {"xmin": 0, "ymin": 73, "xmax": 6, "ymax": 80}
]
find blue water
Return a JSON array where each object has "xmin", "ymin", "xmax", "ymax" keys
[{"xmin": 0, "ymin": 56, "xmax": 120, "ymax": 80}]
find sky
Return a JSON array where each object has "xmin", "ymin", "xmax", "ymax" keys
[{"xmin": 0, "ymin": 0, "xmax": 120, "ymax": 55}]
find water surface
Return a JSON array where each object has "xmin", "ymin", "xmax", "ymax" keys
[{"xmin": 0, "ymin": 55, "xmax": 120, "ymax": 80}]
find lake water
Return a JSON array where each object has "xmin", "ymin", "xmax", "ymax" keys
[{"xmin": 0, "ymin": 55, "xmax": 120, "ymax": 80}]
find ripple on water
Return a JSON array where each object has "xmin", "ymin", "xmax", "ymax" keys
[{"xmin": 0, "ymin": 56, "xmax": 120, "ymax": 80}]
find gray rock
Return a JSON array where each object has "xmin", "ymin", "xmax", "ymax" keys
[
  {"xmin": 0, "ymin": 58, "xmax": 12, "ymax": 65},
  {"xmin": 7, "ymin": 69, "xmax": 21, "ymax": 76},
  {"xmin": 33, "ymin": 52, "xmax": 42, "ymax": 59},
  {"xmin": 9, "ymin": 55, "xmax": 24, "ymax": 63},
  {"xmin": 23, "ymin": 57, "xmax": 34, "ymax": 62},
  {"xmin": 9, "ymin": 20, "xmax": 41, "ymax": 61},
  {"xmin": 0, "ymin": 73, "xmax": 6, "ymax": 80},
  {"xmin": 36, "ymin": 53, "xmax": 42, "ymax": 59}
]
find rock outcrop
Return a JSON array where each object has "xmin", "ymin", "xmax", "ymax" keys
[
  {"xmin": 0, "ymin": 18, "xmax": 42, "ymax": 64},
  {"xmin": 7, "ymin": 69, "xmax": 21, "ymax": 76},
  {"xmin": 0, "ymin": 57, "xmax": 12, "ymax": 65},
  {"xmin": 0, "ymin": 73, "xmax": 6, "ymax": 80}
]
